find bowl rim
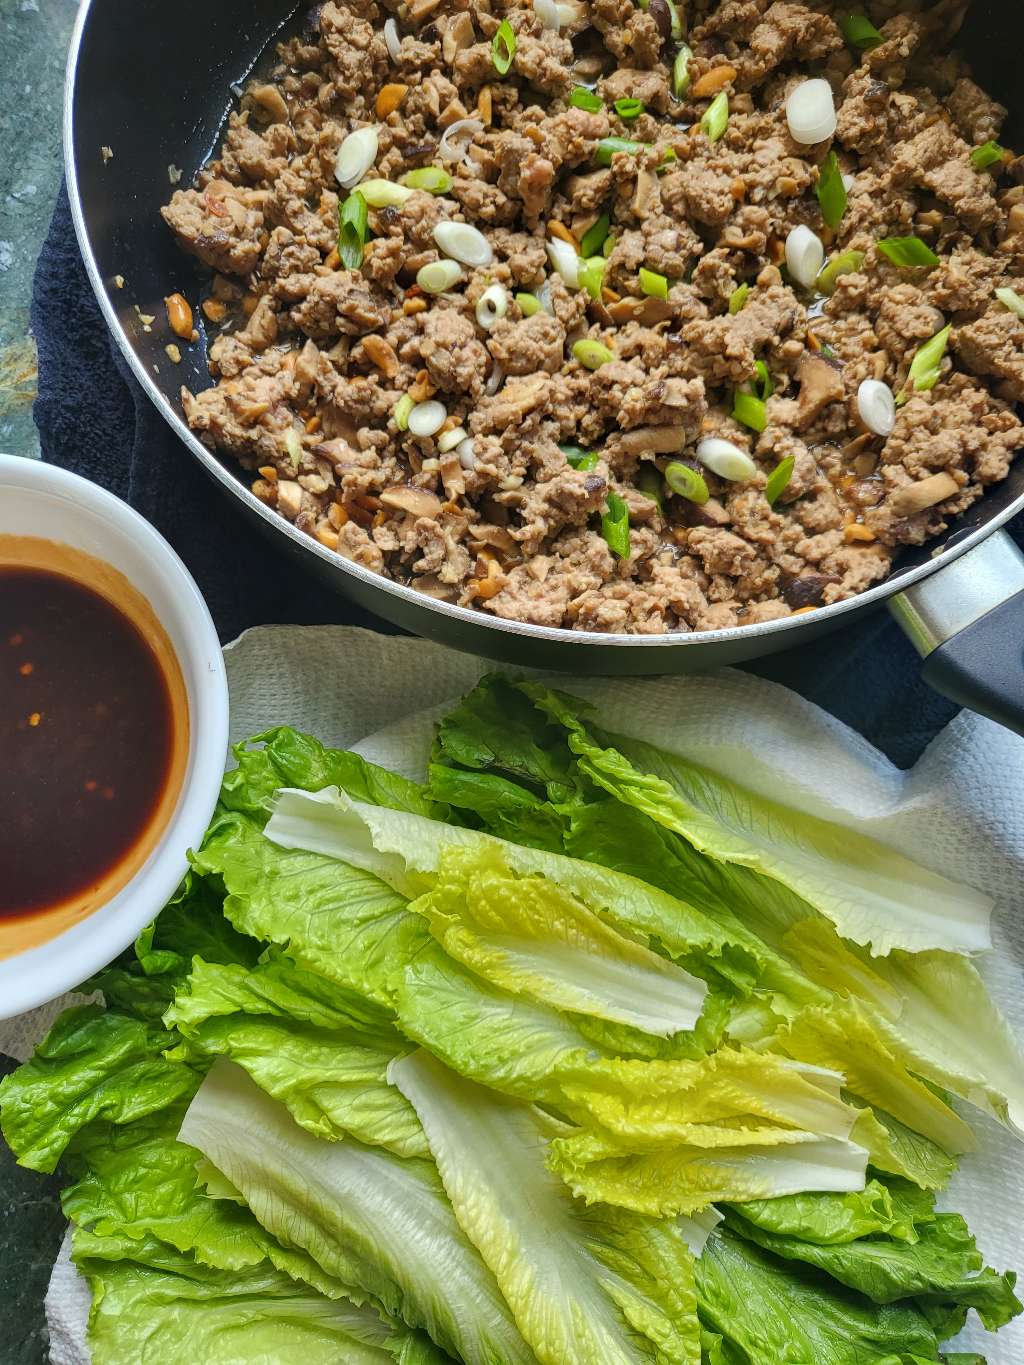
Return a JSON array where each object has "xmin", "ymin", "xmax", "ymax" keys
[
  {"xmin": 64, "ymin": 0, "xmax": 1024, "ymax": 654},
  {"xmin": 0, "ymin": 453, "xmax": 229, "ymax": 1019}
]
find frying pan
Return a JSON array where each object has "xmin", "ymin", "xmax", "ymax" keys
[{"xmin": 64, "ymin": 0, "xmax": 1024, "ymax": 730}]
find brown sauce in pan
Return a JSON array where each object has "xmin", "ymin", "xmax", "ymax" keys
[{"xmin": 0, "ymin": 538, "xmax": 190, "ymax": 957}]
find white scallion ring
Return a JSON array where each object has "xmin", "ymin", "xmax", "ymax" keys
[
  {"xmin": 695, "ymin": 437, "xmax": 758, "ymax": 482},
  {"xmin": 383, "ymin": 17, "xmax": 401, "ymax": 60},
  {"xmin": 334, "ymin": 125, "xmax": 380, "ymax": 189},
  {"xmin": 485, "ymin": 362, "xmax": 505, "ymax": 396},
  {"xmin": 438, "ymin": 425, "xmax": 468, "ymax": 453},
  {"xmin": 434, "ymin": 221, "xmax": 494, "ymax": 267},
  {"xmin": 438, "ymin": 118, "xmax": 485, "ymax": 165},
  {"xmin": 534, "ymin": 0, "xmax": 562, "ymax": 28},
  {"xmin": 546, "ymin": 237, "xmax": 580, "ymax": 290},
  {"xmin": 857, "ymin": 379, "xmax": 896, "ymax": 438},
  {"xmin": 407, "ymin": 400, "xmax": 447, "ymax": 438},
  {"xmin": 416, "ymin": 259, "xmax": 464, "ymax": 293},
  {"xmin": 786, "ymin": 224, "xmax": 825, "ymax": 290},
  {"xmin": 476, "ymin": 283, "xmax": 509, "ymax": 330},
  {"xmin": 457, "ymin": 437, "xmax": 477, "ymax": 469},
  {"xmin": 785, "ymin": 78, "xmax": 837, "ymax": 145}
]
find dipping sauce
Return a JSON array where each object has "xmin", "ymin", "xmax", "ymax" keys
[{"xmin": 0, "ymin": 561, "xmax": 183, "ymax": 931}]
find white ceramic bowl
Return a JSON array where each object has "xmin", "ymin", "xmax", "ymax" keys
[{"xmin": 0, "ymin": 454, "xmax": 228, "ymax": 1018}]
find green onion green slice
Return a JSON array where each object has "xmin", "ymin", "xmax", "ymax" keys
[
  {"xmin": 971, "ymin": 141, "xmax": 1006, "ymax": 171},
  {"xmin": 996, "ymin": 285, "xmax": 1024, "ymax": 319},
  {"xmin": 639, "ymin": 267, "xmax": 669, "ymax": 300},
  {"xmin": 569, "ymin": 85, "xmax": 603, "ymax": 113},
  {"xmin": 732, "ymin": 389, "xmax": 768, "ymax": 433},
  {"xmin": 400, "ymin": 166, "xmax": 454, "ymax": 194},
  {"xmin": 765, "ymin": 455, "xmax": 796, "ymax": 506},
  {"xmin": 673, "ymin": 44, "xmax": 693, "ymax": 99},
  {"xmin": 838, "ymin": 13, "xmax": 883, "ymax": 49},
  {"xmin": 728, "ymin": 283, "xmax": 750, "ymax": 314},
  {"xmin": 898, "ymin": 323, "xmax": 951, "ymax": 404},
  {"xmin": 492, "ymin": 19, "xmax": 516, "ymax": 76},
  {"xmin": 816, "ymin": 151, "xmax": 848, "ymax": 231},
  {"xmin": 636, "ymin": 464, "xmax": 664, "ymax": 508},
  {"xmin": 601, "ymin": 492, "xmax": 632, "ymax": 558},
  {"xmin": 338, "ymin": 191, "xmax": 369, "ymax": 270},
  {"xmin": 595, "ymin": 136, "xmax": 646, "ymax": 165},
  {"xmin": 754, "ymin": 359, "xmax": 774, "ymax": 400},
  {"xmin": 877, "ymin": 236, "xmax": 940, "ymax": 268},
  {"xmin": 393, "ymin": 393, "xmax": 414, "ymax": 431},
  {"xmin": 573, "ymin": 338, "xmax": 615, "ymax": 369},
  {"xmin": 560, "ymin": 444, "xmax": 600, "ymax": 470},
  {"xmin": 665, "ymin": 460, "xmax": 710, "ymax": 504},
  {"xmin": 701, "ymin": 91, "xmax": 729, "ymax": 144},
  {"xmin": 578, "ymin": 256, "xmax": 607, "ymax": 301},
  {"xmin": 817, "ymin": 249, "xmax": 865, "ymax": 295},
  {"xmin": 515, "ymin": 292, "xmax": 542, "ymax": 317},
  {"xmin": 614, "ymin": 97, "xmax": 645, "ymax": 120},
  {"xmin": 580, "ymin": 213, "xmax": 611, "ymax": 258}
]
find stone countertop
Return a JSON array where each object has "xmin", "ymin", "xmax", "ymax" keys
[
  {"xmin": 1, "ymin": 6, "xmax": 82, "ymax": 1355},
  {"xmin": 0, "ymin": 0, "xmax": 79, "ymax": 460}
]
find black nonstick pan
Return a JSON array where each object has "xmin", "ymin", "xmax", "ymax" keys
[{"xmin": 65, "ymin": 0, "xmax": 1024, "ymax": 731}]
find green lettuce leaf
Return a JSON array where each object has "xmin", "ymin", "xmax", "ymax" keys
[
  {"xmin": 391, "ymin": 1048, "xmax": 701, "ymax": 1365},
  {"xmin": 178, "ymin": 1059, "xmax": 536, "ymax": 1364},
  {"xmin": 694, "ymin": 1229, "xmax": 952, "ymax": 1363},
  {"xmin": 165, "ymin": 956, "xmax": 427, "ymax": 1156},
  {"xmin": 721, "ymin": 1180, "xmax": 922, "ymax": 1246},
  {"xmin": 0, "ymin": 1006, "xmax": 197, "ymax": 1173},
  {"xmin": 522, "ymin": 683, "xmax": 992, "ymax": 958}
]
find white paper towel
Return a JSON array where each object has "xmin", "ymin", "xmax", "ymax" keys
[{"xmin": 3, "ymin": 625, "xmax": 1021, "ymax": 1362}]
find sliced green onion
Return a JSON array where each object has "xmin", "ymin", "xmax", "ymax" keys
[
  {"xmin": 995, "ymin": 285, "xmax": 1024, "ymax": 319},
  {"xmin": 728, "ymin": 283, "xmax": 750, "ymax": 315},
  {"xmin": 765, "ymin": 455, "xmax": 796, "ymax": 506},
  {"xmin": 393, "ymin": 393, "xmax": 414, "ymax": 431},
  {"xmin": 601, "ymin": 492, "xmax": 631, "ymax": 558},
  {"xmin": 578, "ymin": 256, "xmax": 607, "ymax": 301},
  {"xmin": 603, "ymin": 233, "xmax": 618, "ymax": 256},
  {"xmin": 515, "ymin": 292, "xmax": 542, "ymax": 317},
  {"xmin": 569, "ymin": 85, "xmax": 603, "ymax": 113},
  {"xmin": 357, "ymin": 178, "xmax": 414, "ymax": 207},
  {"xmin": 701, "ymin": 91, "xmax": 729, "ymax": 144},
  {"xmin": 636, "ymin": 464, "xmax": 664, "ymax": 508},
  {"xmin": 732, "ymin": 389, "xmax": 768, "ymax": 432},
  {"xmin": 573, "ymin": 338, "xmax": 615, "ymax": 369},
  {"xmin": 877, "ymin": 236, "xmax": 940, "ymax": 268},
  {"xmin": 338, "ymin": 191, "xmax": 369, "ymax": 270},
  {"xmin": 673, "ymin": 44, "xmax": 693, "ymax": 99},
  {"xmin": 898, "ymin": 323, "xmax": 951, "ymax": 404},
  {"xmin": 416, "ymin": 258, "xmax": 464, "ymax": 293},
  {"xmin": 666, "ymin": 0, "xmax": 684, "ymax": 39},
  {"xmin": 665, "ymin": 460, "xmax": 709, "ymax": 504},
  {"xmin": 614, "ymin": 97, "xmax": 645, "ymax": 120},
  {"xmin": 595, "ymin": 136, "xmax": 645, "ymax": 166},
  {"xmin": 560, "ymin": 443, "xmax": 599, "ymax": 470},
  {"xmin": 817, "ymin": 248, "xmax": 865, "ymax": 295},
  {"xmin": 580, "ymin": 213, "xmax": 610, "ymax": 259},
  {"xmin": 816, "ymin": 151, "xmax": 848, "ymax": 231},
  {"xmin": 754, "ymin": 360, "xmax": 774, "ymax": 400},
  {"xmin": 400, "ymin": 166, "xmax": 454, "ymax": 194},
  {"xmin": 492, "ymin": 19, "xmax": 516, "ymax": 75},
  {"xmin": 838, "ymin": 12, "xmax": 883, "ymax": 49},
  {"xmin": 971, "ymin": 140, "xmax": 1006, "ymax": 171},
  {"xmin": 639, "ymin": 267, "xmax": 669, "ymax": 300}
]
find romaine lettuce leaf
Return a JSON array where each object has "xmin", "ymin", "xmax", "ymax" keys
[
  {"xmin": 522, "ymin": 683, "xmax": 992, "ymax": 958},
  {"xmin": 390, "ymin": 1048, "xmax": 701, "ymax": 1365},
  {"xmin": 179, "ymin": 1059, "xmax": 536, "ymax": 1365}
]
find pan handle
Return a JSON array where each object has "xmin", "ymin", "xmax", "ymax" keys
[{"xmin": 890, "ymin": 530, "xmax": 1024, "ymax": 736}]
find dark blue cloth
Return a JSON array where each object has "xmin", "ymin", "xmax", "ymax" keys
[{"xmin": 29, "ymin": 183, "xmax": 1021, "ymax": 768}]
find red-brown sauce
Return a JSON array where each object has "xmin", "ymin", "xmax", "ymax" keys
[{"xmin": 0, "ymin": 567, "xmax": 175, "ymax": 918}]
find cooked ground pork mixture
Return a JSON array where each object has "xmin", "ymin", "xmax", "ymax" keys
[{"xmin": 163, "ymin": 0, "xmax": 1024, "ymax": 634}]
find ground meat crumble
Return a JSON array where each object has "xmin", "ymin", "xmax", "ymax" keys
[{"xmin": 162, "ymin": 0, "xmax": 1023, "ymax": 634}]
